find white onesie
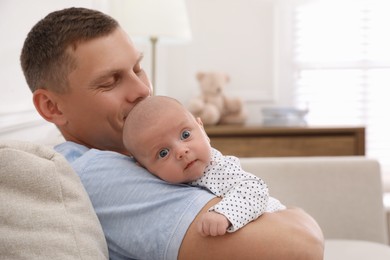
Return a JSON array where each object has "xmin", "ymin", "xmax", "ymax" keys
[{"xmin": 189, "ymin": 148, "xmax": 286, "ymax": 232}]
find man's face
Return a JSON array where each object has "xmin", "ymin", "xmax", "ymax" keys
[{"xmin": 55, "ymin": 28, "xmax": 151, "ymax": 153}]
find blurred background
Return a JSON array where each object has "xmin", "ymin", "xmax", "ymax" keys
[{"xmin": 1, "ymin": 0, "xmax": 389, "ymax": 181}]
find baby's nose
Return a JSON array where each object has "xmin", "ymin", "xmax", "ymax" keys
[{"xmin": 176, "ymin": 147, "xmax": 189, "ymax": 159}]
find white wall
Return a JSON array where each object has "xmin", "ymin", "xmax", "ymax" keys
[
  {"xmin": 160, "ymin": 0, "xmax": 284, "ymax": 125},
  {"xmin": 114, "ymin": 0, "xmax": 285, "ymax": 125},
  {"xmin": 0, "ymin": 0, "xmax": 286, "ymax": 141}
]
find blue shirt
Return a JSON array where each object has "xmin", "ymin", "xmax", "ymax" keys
[{"xmin": 55, "ymin": 141, "xmax": 215, "ymax": 260}]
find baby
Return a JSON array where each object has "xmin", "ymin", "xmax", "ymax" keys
[{"xmin": 123, "ymin": 96, "xmax": 285, "ymax": 236}]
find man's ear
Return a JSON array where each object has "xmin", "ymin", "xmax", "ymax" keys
[{"xmin": 33, "ymin": 89, "xmax": 66, "ymax": 125}]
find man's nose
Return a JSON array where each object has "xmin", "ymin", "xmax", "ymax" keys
[{"xmin": 124, "ymin": 74, "xmax": 152, "ymax": 102}]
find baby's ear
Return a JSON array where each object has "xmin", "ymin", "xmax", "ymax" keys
[
  {"xmin": 196, "ymin": 117, "xmax": 204, "ymax": 127},
  {"xmin": 197, "ymin": 117, "xmax": 210, "ymax": 142}
]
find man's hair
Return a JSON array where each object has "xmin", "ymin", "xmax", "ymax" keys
[{"xmin": 20, "ymin": 7, "xmax": 119, "ymax": 93}]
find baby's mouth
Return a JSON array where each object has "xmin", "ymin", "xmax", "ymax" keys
[{"xmin": 185, "ymin": 160, "xmax": 197, "ymax": 170}]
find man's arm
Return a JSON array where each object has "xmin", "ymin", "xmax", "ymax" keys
[{"xmin": 179, "ymin": 198, "xmax": 324, "ymax": 260}]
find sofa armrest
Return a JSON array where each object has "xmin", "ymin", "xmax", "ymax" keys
[{"xmin": 0, "ymin": 140, "xmax": 108, "ymax": 259}]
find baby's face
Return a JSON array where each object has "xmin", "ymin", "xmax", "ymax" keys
[{"xmin": 133, "ymin": 111, "xmax": 211, "ymax": 184}]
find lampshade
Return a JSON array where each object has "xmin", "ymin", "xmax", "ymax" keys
[
  {"xmin": 109, "ymin": 0, "xmax": 192, "ymax": 93},
  {"xmin": 111, "ymin": 0, "xmax": 192, "ymax": 43}
]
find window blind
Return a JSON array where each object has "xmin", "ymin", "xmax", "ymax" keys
[{"xmin": 292, "ymin": 0, "xmax": 390, "ymax": 174}]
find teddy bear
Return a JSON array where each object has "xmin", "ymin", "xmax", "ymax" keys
[{"xmin": 187, "ymin": 71, "xmax": 247, "ymax": 125}]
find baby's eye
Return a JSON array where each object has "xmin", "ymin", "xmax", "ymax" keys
[
  {"xmin": 181, "ymin": 130, "xmax": 191, "ymax": 140},
  {"xmin": 158, "ymin": 148, "xmax": 169, "ymax": 158}
]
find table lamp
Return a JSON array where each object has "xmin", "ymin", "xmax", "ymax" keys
[{"xmin": 110, "ymin": 0, "xmax": 192, "ymax": 94}]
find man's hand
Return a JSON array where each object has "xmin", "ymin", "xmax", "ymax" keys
[{"xmin": 197, "ymin": 211, "xmax": 230, "ymax": 236}]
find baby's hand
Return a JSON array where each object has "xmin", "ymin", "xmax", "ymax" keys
[{"xmin": 197, "ymin": 211, "xmax": 230, "ymax": 236}]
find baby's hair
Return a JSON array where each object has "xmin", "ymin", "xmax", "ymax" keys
[{"xmin": 123, "ymin": 96, "xmax": 190, "ymax": 154}]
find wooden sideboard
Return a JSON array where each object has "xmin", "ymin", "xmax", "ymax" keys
[{"xmin": 204, "ymin": 125, "xmax": 365, "ymax": 157}]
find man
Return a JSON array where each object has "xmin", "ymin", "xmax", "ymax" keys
[{"xmin": 21, "ymin": 7, "xmax": 324, "ymax": 260}]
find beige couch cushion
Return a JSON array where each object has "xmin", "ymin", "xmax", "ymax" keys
[{"xmin": 0, "ymin": 140, "xmax": 108, "ymax": 259}]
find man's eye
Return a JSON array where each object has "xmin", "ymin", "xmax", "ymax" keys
[
  {"xmin": 159, "ymin": 148, "xmax": 169, "ymax": 158},
  {"xmin": 99, "ymin": 75, "xmax": 120, "ymax": 90},
  {"xmin": 100, "ymin": 81, "xmax": 115, "ymax": 88},
  {"xmin": 181, "ymin": 130, "xmax": 191, "ymax": 140}
]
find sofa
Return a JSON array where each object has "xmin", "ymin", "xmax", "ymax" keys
[
  {"xmin": 241, "ymin": 156, "xmax": 390, "ymax": 260},
  {"xmin": 1, "ymin": 140, "xmax": 390, "ymax": 259}
]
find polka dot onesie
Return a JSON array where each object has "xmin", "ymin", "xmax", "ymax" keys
[{"xmin": 189, "ymin": 148, "xmax": 286, "ymax": 232}]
